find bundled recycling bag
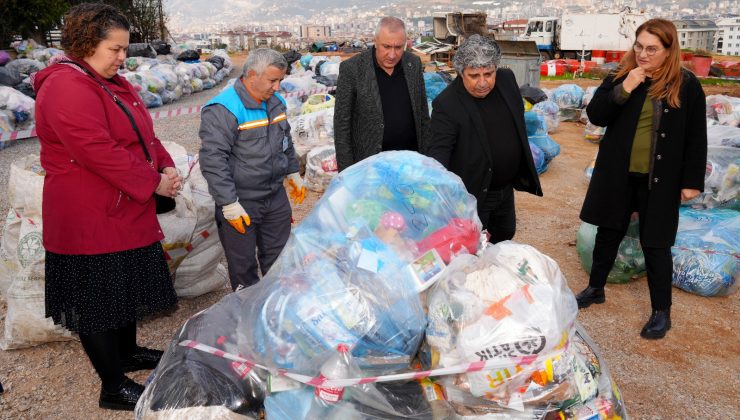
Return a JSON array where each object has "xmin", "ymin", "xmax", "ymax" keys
[
  {"xmin": 684, "ymin": 141, "xmax": 739, "ymax": 209},
  {"xmin": 576, "ymin": 215, "xmax": 646, "ymax": 284},
  {"xmin": 425, "ymin": 241, "xmax": 626, "ymax": 417},
  {"xmin": 551, "ymin": 84, "xmax": 584, "ymax": 122},
  {"xmin": 672, "ymin": 208, "xmax": 739, "ymax": 296},
  {"xmin": 135, "ymin": 151, "xmax": 483, "ymax": 418}
]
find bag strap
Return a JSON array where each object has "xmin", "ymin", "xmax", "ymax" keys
[{"xmin": 59, "ymin": 60, "xmax": 153, "ymax": 164}]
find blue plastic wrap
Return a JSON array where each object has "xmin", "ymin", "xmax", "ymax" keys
[
  {"xmin": 424, "ymin": 72, "xmax": 448, "ymax": 110},
  {"xmin": 551, "ymin": 83, "xmax": 585, "ymax": 109},
  {"xmin": 524, "ymin": 111, "xmax": 548, "ymax": 136},
  {"xmin": 529, "ymin": 142, "xmax": 547, "ymax": 174},
  {"xmin": 672, "ymin": 208, "xmax": 739, "ymax": 296},
  {"xmin": 529, "ymin": 135, "xmax": 561, "ymax": 162}
]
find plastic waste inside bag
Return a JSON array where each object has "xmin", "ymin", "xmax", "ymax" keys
[
  {"xmin": 531, "ymin": 100, "xmax": 560, "ymax": 133},
  {"xmin": 525, "ymin": 113, "xmax": 560, "ymax": 163},
  {"xmin": 576, "ymin": 215, "xmax": 646, "ymax": 284},
  {"xmin": 706, "ymin": 94, "xmax": 740, "ymax": 126},
  {"xmin": 425, "ymin": 241, "xmax": 580, "ymax": 412},
  {"xmin": 304, "ymin": 145, "xmax": 338, "ymax": 193},
  {"xmin": 265, "ymin": 345, "xmax": 439, "ymax": 420},
  {"xmin": 706, "ymin": 124, "xmax": 740, "ymax": 148},
  {"xmin": 137, "ymin": 151, "xmax": 482, "ymax": 418},
  {"xmin": 683, "ymin": 145, "xmax": 740, "ymax": 209},
  {"xmin": 671, "ymin": 207, "xmax": 739, "ymax": 297}
]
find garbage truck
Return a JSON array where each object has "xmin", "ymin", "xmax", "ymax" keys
[{"xmin": 520, "ymin": 10, "xmax": 649, "ymax": 59}]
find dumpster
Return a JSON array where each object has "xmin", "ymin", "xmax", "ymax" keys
[{"xmin": 497, "ymin": 39, "xmax": 542, "ymax": 87}]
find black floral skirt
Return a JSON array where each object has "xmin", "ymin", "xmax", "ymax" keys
[{"xmin": 45, "ymin": 242, "xmax": 178, "ymax": 335}]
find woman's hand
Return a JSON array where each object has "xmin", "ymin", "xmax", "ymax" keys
[
  {"xmin": 680, "ymin": 188, "xmax": 701, "ymax": 202},
  {"xmin": 623, "ymin": 67, "xmax": 646, "ymax": 93},
  {"xmin": 156, "ymin": 170, "xmax": 181, "ymax": 197},
  {"xmin": 160, "ymin": 167, "xmax": 182, "ymax": 195}
]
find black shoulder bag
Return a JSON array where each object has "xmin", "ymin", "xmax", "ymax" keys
[{"xmin": 60, "ymin": 60, "xmax": 176, "ymax": 214}]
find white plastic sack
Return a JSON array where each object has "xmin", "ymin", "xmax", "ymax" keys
[{"xmin": 304, "ymin": 145, "xmax": 338, "ymax": 193}]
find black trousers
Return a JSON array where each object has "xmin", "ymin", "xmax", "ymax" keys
[
  {"xmin": 478, "ymin": 185, "xmax": 516, "ymax": 244},
  {"xmin": 215, "ymin": 188, "xmax": 292, "ymax": 291},
  {"xmin": 589, "ymin": 174, "xmax": 673, "ymax": 310}
]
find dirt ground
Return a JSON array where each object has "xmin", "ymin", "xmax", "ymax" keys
[{"xmin": 0, "ymin": 64, "xmax": 738, "ymax": 419}]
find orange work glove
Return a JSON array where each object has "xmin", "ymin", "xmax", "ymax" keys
[
  {"xmin": 287, "ymin": 172, "xmax": 306, "ymax": 205},
  {"xmin": 222, "ymin": 201, "xmax": 251, "ymax": 234}
]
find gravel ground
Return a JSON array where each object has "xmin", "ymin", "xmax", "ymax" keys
[{"xmin": 0, "ymin": 59, "xmax": 738, "ymax": 419}]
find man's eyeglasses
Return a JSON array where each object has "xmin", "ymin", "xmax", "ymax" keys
[{"xmin": 633, "ymin": 43, "xmax": 664, "ymax": 56}]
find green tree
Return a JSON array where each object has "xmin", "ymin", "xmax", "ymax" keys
[{"xmin": 0, "ymin": 0, "xmax": 69, "ymax": 48}]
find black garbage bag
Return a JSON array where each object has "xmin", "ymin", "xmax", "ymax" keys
[
  {"xmin": 144, "ymin": 346, "xmax": 266, "ymax": 416},
  {"xmin": 151, "ymin": 40, "xmax": 171, "ymax": 55},
  {"xmin": 0, "ymin": 67, "xmax": 22, "ymax": 87},
  {"xmin": 177, "ymin": 50, "xmax": 201, "ymax": 62},
  {"xmin": 520, "ymin": 84, "xmax": 548, "ymax": 105},
  {"xmin": 283, "ymin": 50, "xmax": 301, "ymax": 65},
  {"xmin": 314, "ymin": 60, "xmax": 327, "ymax": 75},
  {"xmin": 128, "ymin": 43, "xmax": 157, "ymax": 58},
  {"xmin": 206, "ymin": 56, "xmax": 225, "ymax": 70},
  {"xmin": 313, "ymin": 74, "xmax": 338, "ymax": 87},
  {"xmin": 14, "ymin": 82, "xmax": 35, "ymax": 98}
]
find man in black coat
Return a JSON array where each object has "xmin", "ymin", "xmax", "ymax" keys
[
  {"xmin": 425, "ymin": 35, "xmax": 542, "ymax": 243},
  {"xmin": 333, "ymin": 16, "xmax": 430, "ymax": 172}
]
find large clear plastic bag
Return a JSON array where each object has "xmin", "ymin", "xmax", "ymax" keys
[
  {"xmin": 136, "ymin": 151, "xmax": 482, "ymax": 417},
  {"xmin": 706, "ymin": 94, "xmax": 740, "ymax": 127},
  {"xmin": 672, "ymin": 208, "xmax": 739, "ymax": 296},
  {"xmin": 531, "ymin": 100, "xmax": 560, "ymax": 133},
  {"xmin": 707, "ymin": 124, "xmax": 740, "ymax": 148},
  {"xmin": 425, "ymin": 241, "xmax": 580, "ymax": 412},
  {"xmin": 576, "ymin": 215, "xmax": 645, "ymax": 284},
  {"xmin": 684, "ymin": 145, "xmax": 740, "ymax": 209},
  {"xmin": 525, "ymin": 112, "xmax": 560, "ymax": 165},
  {"xmin": 551, "ymin": 84, "xmax": 584, "ymax": 122},
  {"xmin": 304, "ymin": 145, "xmax": 338, "ymax": 193}
]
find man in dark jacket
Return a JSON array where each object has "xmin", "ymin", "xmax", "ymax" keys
[
  {"xmin": 425, "ymin": 35, "xmax": 542, "ymax": 243},
  {"xmin": 333, "ymin": 16, "xmax": 430, "ymax": 171},
  {"xmin": 199, "ymin": 48, "xmax": 306, "ymax": 291}
]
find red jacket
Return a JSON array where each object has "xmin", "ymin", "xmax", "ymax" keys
[{"xmin": 34, "ymin": 59, "xmax": 174, "ymax": 255}]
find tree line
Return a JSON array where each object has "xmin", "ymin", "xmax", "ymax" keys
[{"xmin": 0, "ymin": 0, "xmax": 169, "ymax": 49}]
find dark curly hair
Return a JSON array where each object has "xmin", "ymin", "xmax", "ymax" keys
[{"xmin": 61, "ymin": 3, "xmax": 130, "ymax": 59}]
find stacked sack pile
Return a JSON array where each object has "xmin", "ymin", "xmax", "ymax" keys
[
  {"xmin": 577, "ymin": 105, "xmax": 739, "ymax": 296},
  {"xmin": 0, "ymin": 39, "xmax": 59, "ymax": 142},
  {"xmin": 520, "ymin": 85, "xmax": 562, "ymax": 174},
  {"xmin": 0, "ymin": 145, "xmax": 229, "ymax": 350},
  {"xmin": 135, "ymin": 151, "xmax": 627, "ymax": 420},
  {"xmin": 278, "ymin": 52, "xmax": 343, "ymax": 193},
  {"xmin": 122, "ymin": 48, "xmax": 233, "ymax": 108}
]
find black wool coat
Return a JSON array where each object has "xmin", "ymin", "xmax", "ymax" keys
[
  {"xmin": 424, "ymin": 68, "xmax": 543, "ymax": 206},
  {"xmin": 581, "ymin": 69, "xmax": 707, "ymax": 247}
]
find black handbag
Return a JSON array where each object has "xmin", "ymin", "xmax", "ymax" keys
[{"xmin": 60, "ymin": 60, "xmax": 176, "ymax": 214}]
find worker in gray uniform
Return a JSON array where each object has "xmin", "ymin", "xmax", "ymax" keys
[{"xmin": 199, "ymin": 48, "xmax": 305, "ymax": 291}]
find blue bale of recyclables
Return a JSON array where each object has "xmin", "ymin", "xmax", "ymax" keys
[{"xmin": 672, "ymin": 207, "xmax": 739, "ymax": 296}]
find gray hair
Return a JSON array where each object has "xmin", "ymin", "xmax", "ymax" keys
[
  {"xmin": 453, "ymin": 34, "xmax": 501, "ymax": 74},
  {"xmin": 375, "ymin": 16, "xmax": 406, "ymax": 37},
  {"xmin": 243, "ymin": 48, "xmax": 288, "ymax": 76}
]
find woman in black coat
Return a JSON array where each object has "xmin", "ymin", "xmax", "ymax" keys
[{"xmin": 576, "ymin": 19, "xmax": 707, "ymax": 339}]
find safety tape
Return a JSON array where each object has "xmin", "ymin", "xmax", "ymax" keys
[
  {"xmin": 179, "ymin": 339, "xmax": 563, "ymax": 388},
  {"xmin": 1, "ymin": 87, "xmax": 334, "ymax": 143},
  {"xmin": 282, "ymin": 86, "xmax": 335, "ymax": 98}
]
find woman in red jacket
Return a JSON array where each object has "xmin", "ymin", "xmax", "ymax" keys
[{"xmin": 33, "ymin": 3, "xmax": 181, "ymax": 410}]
